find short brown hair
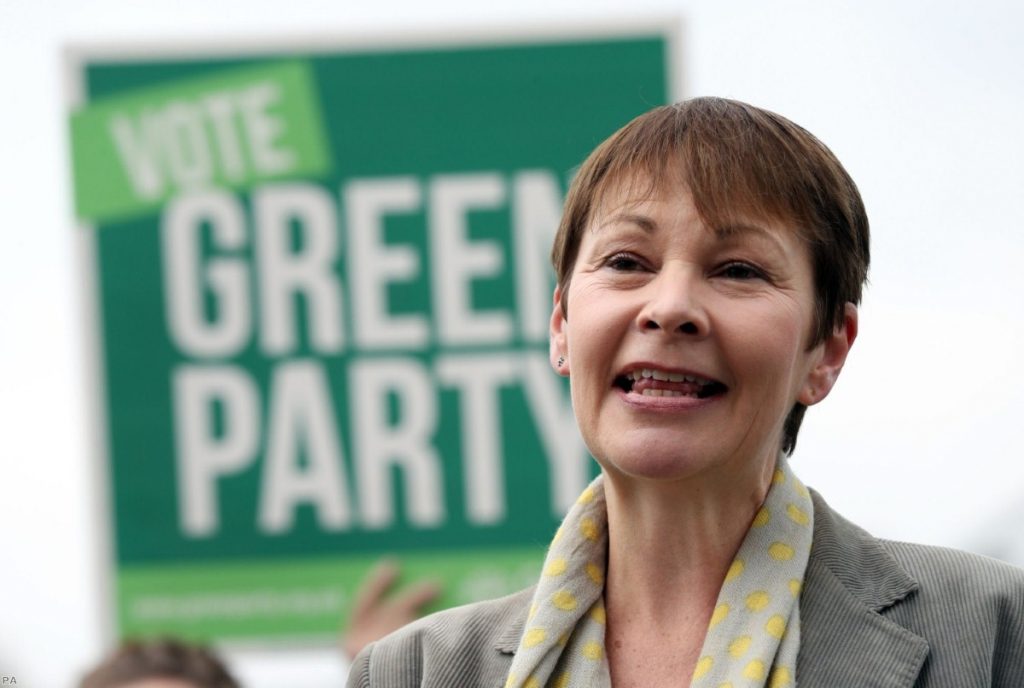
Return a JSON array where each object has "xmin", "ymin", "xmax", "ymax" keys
[
  {"xmin": 80, "ymin": 638, "xmax": 239, "ymax": 688},
  {"xmin": 551, "ymin": 97, "xmax": 870, "ymax": 454}
]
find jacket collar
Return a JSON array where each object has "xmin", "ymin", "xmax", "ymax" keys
[
  {"xmin": 797, "ymin": 490, "xmax": 929, "ymax": 686},
  {"xmin": 495, "ymin": 590, "xmax": 531, "ymax": 654},
  {"xmin": 493, "ymin": 492, "xmax": 931, "ymax": 685}
]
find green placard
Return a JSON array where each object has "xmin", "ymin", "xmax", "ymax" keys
[{"xmin": 70, "ymin": 30, "xmax": 672, "ymax": 642}]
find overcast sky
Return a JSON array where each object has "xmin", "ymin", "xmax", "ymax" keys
[{"xmin": 2, "ymin": 1, "xmax": 1023, "ymax": 685}]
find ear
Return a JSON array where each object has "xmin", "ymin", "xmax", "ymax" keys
[
  {"xmin": 798, "ymin": 302, "xmax": 858, "ymax": 405},
  {"xmin": 549, "ymin": 286, "xmax": 570, "ymax": 377}
]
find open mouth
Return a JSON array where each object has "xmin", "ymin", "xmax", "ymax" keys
[{"xmin": 614, "ymin": 367, "xmax": 727, "ymax": 399}]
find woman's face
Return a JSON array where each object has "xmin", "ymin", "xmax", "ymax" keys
[{"xmin": 550, "ymin": 180, "xmax": 853, "ymax": 487}]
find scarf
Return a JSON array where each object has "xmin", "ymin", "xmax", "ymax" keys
[{"xmin": 504, "ymin": 456, "xmax": 813, "ymax": 688}]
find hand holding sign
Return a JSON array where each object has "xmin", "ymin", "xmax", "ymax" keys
[{"xmin": 341, "ymin": 560, "xmax": 440, "ymax": 659}]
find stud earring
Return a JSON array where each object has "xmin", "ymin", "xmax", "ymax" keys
[{"xmin": 557, "ymin": 356, "xmax": 565, "ymax": 368}]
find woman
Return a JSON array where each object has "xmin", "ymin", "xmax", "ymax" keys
[{"xmin": 347, "ymin": 98, "xmax": 1024, "ymax": 687}]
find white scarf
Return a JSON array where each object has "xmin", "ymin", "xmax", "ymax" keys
[{"xmin": 505, "ymin": 456, "xmax": 813, "ymax": 688}]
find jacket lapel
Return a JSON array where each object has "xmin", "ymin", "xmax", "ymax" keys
[
  {"xmin": 798, "ymin": 492, "xmax": 929, "ymax": 687},
  {"xmin": 491, "ymin": 589, "xmax": 530, "ymax": 687},
  {"xmin": 495, "ymin": 605, "xmax": 526, "ymax": 655}
]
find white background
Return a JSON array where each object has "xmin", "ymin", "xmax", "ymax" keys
[{"xmin": 2, "ymin": 1, "xmax": 1024, "ymax": 686}]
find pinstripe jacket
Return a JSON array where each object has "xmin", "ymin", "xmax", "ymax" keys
[{"xmin": 347, "ymin": 491, "xmax": 1024, "ymax": 687}]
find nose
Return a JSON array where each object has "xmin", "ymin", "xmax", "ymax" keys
[{"xmin": 635, "ymin": 269, "xmax": 709, "ymax": 338}]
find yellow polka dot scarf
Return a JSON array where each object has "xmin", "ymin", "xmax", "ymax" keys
[{"xmin": 504, "ymin": 456, "xmax": 813, "ymax": 688}]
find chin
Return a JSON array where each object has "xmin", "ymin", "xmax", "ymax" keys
[{"xmin": 596, "ymin": 436, "xmax": 718, "ymax": 483}]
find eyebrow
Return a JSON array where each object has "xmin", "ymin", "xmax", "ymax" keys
[
  {"xmin": 713, "ymin": 222, "xmax": 780, "ymax": 242},
  {"xmin": 599, "ymin": 212, "xmax": 657, "ymax": 233},
  {"xmin": 600, "ymin": 214, "xmax": 786, "ymax": 250}
]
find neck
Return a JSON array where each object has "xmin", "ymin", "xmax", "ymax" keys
[{"xmin": 602, "ymin": 455, "xmax": 776, "ymax": 628}]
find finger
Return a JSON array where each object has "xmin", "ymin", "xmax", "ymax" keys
[
  {"xmin": 390, "ymin": 580, "xmax": 442, "ymax": 616},
  {"xmin": 350, "ymin": 560, "xmax": 400, "ymax": 618}
]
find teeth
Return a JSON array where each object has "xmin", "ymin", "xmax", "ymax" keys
[
  {"xmin": 628, "ymin": 368, "xmax": 712, "ymax": 385},
  {"xmin": 640, "ymin": 389, "xmax": 691, "ymax": 397}
]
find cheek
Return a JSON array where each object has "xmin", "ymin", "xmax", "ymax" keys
[
  {"xmin": 563, "ymin": 305, "xmax": 624, "ymax": 412},
  {"xmin": 567, "ymin": 332, "xmax": 608, "ymax": 402},
  {"xmin": 723, "ymin": 305, "xmax": 809, "ymax": 390},
  {"xmin": 564, "ymin": 287, "xmax": 624, "ymax": 359}
]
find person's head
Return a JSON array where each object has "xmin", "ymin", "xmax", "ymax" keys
[
  {"xmin": 550, "ymin": 97, "xmax": 869, "ymax": 457},
  {"xmin": 80, "ymin": 638, "xmax": 239, "ymax": 688}
]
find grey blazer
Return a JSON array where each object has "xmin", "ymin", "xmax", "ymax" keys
[{"xmin": 348, "ymin": 491, "xmax": 1024, "ymax": 687}]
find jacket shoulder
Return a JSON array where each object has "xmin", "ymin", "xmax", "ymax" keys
[
  {"xmin": 346, "ymin": 587, "xmax": 532, "ymax": 688},
  {"xmin": 881, "ymin": 539, "xmax": 1024, "ymax": 597},
  {"xmin": 880, "ymin": 538, "xmax": 1024, "ymax": 621},
  {"xmin": 805, "ymin": 489, "xmax": 1024, "ymax": 686},
  {"xmin": 879, "ymin": 540, "xmax": 1024, "ymax": 685}
]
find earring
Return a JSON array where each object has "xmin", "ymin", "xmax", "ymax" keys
[{"xmin": 557, "ymin": 356, "xmax": 565, "ymax": 368}]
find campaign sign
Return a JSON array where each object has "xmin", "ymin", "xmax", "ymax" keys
[{"xmin": 68, "ymin": 28, "xmax": 672, "ymax": 642}]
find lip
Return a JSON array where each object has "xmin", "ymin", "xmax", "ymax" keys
[
  {"xmin": 614, "ymin": 384, "xmax": 723, "ymax": 411},
  {"xmin": 612, "ymin": 361, "xmax": 728, "ymax": 410}
]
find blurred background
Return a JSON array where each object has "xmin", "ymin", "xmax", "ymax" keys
[{"xmin": 2, "ymin": 0, "xmax": 1024, "ymax": 686}]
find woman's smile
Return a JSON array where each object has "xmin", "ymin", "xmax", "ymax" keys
[{"xmin": 614, "ymin": 365, "xmax": 728, "ymax": 400}]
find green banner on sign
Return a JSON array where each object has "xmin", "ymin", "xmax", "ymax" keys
[
  {"xmin": 117, "ymin": 547, "xmax": 543, "ymax": 640},
  {"xmin": 71, "ymin": 60, "xmax": 330, "ymax": 222}
]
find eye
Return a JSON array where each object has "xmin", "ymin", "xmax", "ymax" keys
[
  {"xmin": 604, "ymin": 252, "xmax": 646, "ymax": 272},
  {"xmin": 716, "ymin": 261, "xmax": 766, "ymax": 281}
]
